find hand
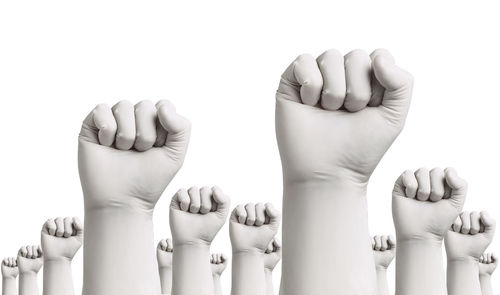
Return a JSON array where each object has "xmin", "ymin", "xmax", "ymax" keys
[
  {"xmin": 17, "ymin": 245, "xmax": 43, "ymax": 274},
  {"xmin": 263, "ymin": 237, "xmax": 281, "ymax": 271},
  {"xmin": 157, "ymin": 238, "xmax": 173, "ymax": 269},
  {"xmin": 229, "ymin": 203, "xmax": 281, "ymax": 253},
  {"xmin": 372, "ymin": 235, "xmax": 395, "ymax": 269},
  {"xmin": 210, "ymin": 253, "xmax": 228, "ymax": 276},
  {"xmin": 170, "ymin": 186, "xmax": 230, "ymax": 246},
  {"xmin": 41, "ymin": 217, "xmax": 83, "ymax": 261},
  {"xmin": 78, "ymin": 100, "xmax": 191, "ymax": 213},
  {"xmin": 392, "ymin": 167, "xmax": 467, "ymax": 242},
  {"xmin": 479, "ymin": 253, "xmax": 497, "ymax": 276},
  {"xmin": 276, "ymin": 49, "xmax": 413, "ymax": 185},
  {"xmin": 1, "ymin": 257, "xmax": 18, "ymax": 278},
  {"xmin": 445, "ymin": 211, "xmax": 496, "ymax": 261}
]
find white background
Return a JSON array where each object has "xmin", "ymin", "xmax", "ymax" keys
[{"xmin": 1, "ymin": 0, "xmax": 499, "ymax": 293}]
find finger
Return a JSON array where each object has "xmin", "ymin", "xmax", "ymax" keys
[
  {"xmin": 44, "ymin": 219, "xmax": 57, "ymax": 236},
  {"xmin": 281, "ymin": 54, "xmax": 323, "ymax": 106},
  {"xmin": 344, "ymin": 49, "xmax": 372, "ymax": 112},
  {"xmin": 371, "ymin": 236, "xmax": 376, "ymax": 249},
  {"xmin": 380, "ymin": 236, "xmax": 389, "ymax": 251},
  {"xmin": 134, "ymin": 100, "xmax": 157, "ymax": 152},
  {"xmin": 429, "ymin": 168, "xmax": 446, "ymax": 202},
  {"xmin": 265, "ymin": 203, "xmax": 281, "ymax": 229},
  {"xmin": 266, "ymin": 241, "xmax": 273, "ymax": 253},
  {"xmin": 444, "ymin": 168, "xmax": 467, "ymax": 210},
  {"xmin": 112, "ymin": 100, "xmax": 136, "ymax": 150},
  {"xmin": 452, "ymin": 216, "xmax": 462, "ymax": 232},
  {"xmin": 72, "ymin": 217, "xmax": 84, "ymax": 236},
  {"xmin": 480, "ymin": 211, "xmax": 496, "ymax": 237},
  {"xmin": 415, "ymin": 168, "xmax": 431, "ymax": 201},
  {"xmin": 63, "ymin": 217, "xmax": 73, "ymax": 238},
  {"xmin": 402, "ymin": 170, "xmax": 418, "ymax": 198},
  {"xmin": 156, "ymin": 100, "xmax": 191, "ymax": 162},
  {"xmin": 88, "ymin": 103, "xmax": 117, "ymax": 146},
  {"xmin": 35, "ymin": 246, "xmax": 42, "ymax": 258},
  {"xmin": 388, "ymin": 235, "xmax": 396, "ymax": 249},
  {"xmin": 273, "ymin": 238, "xmax": 282, "ymax": 252},
  {"xmin": 221, "ymin": 253, "xmax": 227, "ymax": 263},
  {"xmin": 254, "ymin": 203, "xmax": 266, "ymax": 226},
  {"xmin": 368, "ymin": 49, "xmax": 395, "ymax": 107},
  {"xmin": 19, "ymin": 246, "xmax": 27, "ymax": 257},
  {"xmin": 166, "ymin": 238, "xmax": 173, "ymax": 252},
  {"xmin": 374, "ymin": 236, "xmax": 381, "ymax": 250},
  {"xmin": 175, "ymin": 189, "xmax": 190, "ymax": 212},
  {"xmin": 460, "ymin": 211, "xmax": 471, "ymax": 234},
  {"xmin": 27, "ymin": 246, "xmax": 33, "ymax": 258},
  {"xmin": 470, "ymin": 211, "xmax": 481, "ymax": 235},
  {"xmin": 55, "ymin": 217, "xmax": 65, "ymax": 237},
  {"xmin": 235, "ymin": 204, "xmax": 247, "ymax": 224},
  {"xmin": 245, "ymin": 203, "xmax": 256, "ymax": 226},
  {"xmin": 212, "ymin": 186, "xmax": 230, "ymax": 216},
  {"xmin": 199, "ymin": 186, "xmax": 212, "ymax": 214},
  {"xmin": 317, "ymin": 49, "xmax": 345, "ymax": 110},
  {"xmin": 188, "ymin": 186, "xmax": 201, "ymax": 213},
  {"xmin": 159, "ymin": 239, "xmax": 167, "ymax": 251}
]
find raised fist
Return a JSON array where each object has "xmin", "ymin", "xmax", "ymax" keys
[
  {"xmin": 210, "ymin": 253, "xmax": 228, "ymax": 276},
  {"xmin": 17, "ymin": 245, "xmax": 43, "ymax": 274},
  {"xmin": 264, "ymin": 237, "xmax": 281, "ymax": 271},
  {"xmin": 479, "ymin": 253, "xmax": 497, "ymax": 276},
  {"xmin": 230, "ymin": 203, "xmax": 281, "ymax": 253},
  {"xmin": 276, "ymin": 49, "xmax": 413, "ymax": 185},
  {"xmin": 445, "ymin": 211, "xmax": 496, "ymax": 261},
  {"xmin": 157, "ymin": 238, "xmax": 173, "ymax": 269},
  {"xmin": 170, "ymin": 186, "xmax": 230, "ymax": 246},
  {"xmin": 371, "ymin": 235, "xmax": 395, "ymax": 269},
  {"xmin": 79, "ymin": 100, "xmax": 191, "ymax": 212},
  {"xmin": 41, "ymin": 217, "xmax": 83, "ymax": 261},
  {"xmin": 392, "ymin": 168, "xmax": 467, "ymax": 242},
  {"xmin": 1, "ymin": 257, "xmax": 18, "ymax": 278}
]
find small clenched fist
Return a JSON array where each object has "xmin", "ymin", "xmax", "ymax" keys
[
  {"xmin": 210, "ymin": 253, "xmax": 228, "ymax": 277},
  {"xmin": 445, "ymin": 211, "xmax": 496, "ymax": 261},
  {"xmin": 41, "ymin": 217, "xmax": 83, "ymax": 261},
  {"xmin": 392, "ymin": 168, "xmax": 467, "ymax": 242},
  {"xmin": 157, "ymin": 238, "xmax": 173, "ymax": 269},
  {"xmin": 1, "ymin": 257, "xmax": 18, "ymax": 278},
  {"xmin": 230, "ymin": 203, "xmax": 281, "ymax": 253},
  {"xmin": 479, "ymin": 253, "xmax": 497, "ymax": 276},
  {"xmin": 264, "ymin": 237, "xmax": 282, "ymax": 272},
  {"xmin": 17, "ymin": 245, "xmax": 43, "ymax": 274},
  {"xmin": 170, "ymin": 186, "xmax": 230, "ymax": 246},
  {"xmin": 371, "ymin": 235, "xmax": 395, "ymax": 269}
]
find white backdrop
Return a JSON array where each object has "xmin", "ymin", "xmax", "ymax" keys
[{"xmin": 1, "ymin": 0, "xmax": 499, "ymax": 293}]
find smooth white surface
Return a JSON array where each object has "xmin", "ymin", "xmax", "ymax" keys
[{"xmin": 0, "ymin": 0, "xmax": 499, "ymax": 293}]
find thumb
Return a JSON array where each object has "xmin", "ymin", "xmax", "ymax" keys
[
  {"xmin": 444, "ymin": 168, "xmax": 467, "ymax": 211},
  {"xmin": 212, "ymin": 186, "xmax": 230, "ymax": 217},
  {"xmin": 265, "ymin": 203, "xmax": 281, "ymax": 230},
  {"xmin": 156, "ymin": 100, "xmax": 191, "ymax": 163},
  {"xmin": 480, "ymin": 211, "xmax": 496, "ymax": 238}
]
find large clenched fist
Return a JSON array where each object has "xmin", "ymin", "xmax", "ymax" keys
[
  {"xmin": 41, "ymin": 217, "xmax": 83, "ymax": 261},
  {"xmin": 445, "ymin": 211, "xmax": 496, "ymax": 261},
  {"xmin": 479, "ymin": 253, "xmax": 497, "ymax": 276},
  {"xmin": 17, "ymin": 245, "xmax": 43, "ymax": 274},
  {"xmin": 371, "ymin": 235, "xmax": 395, "ymax": 269},
  {"xmin": 392, "ymin": 168, "xmax": 467, "ymax": 242},
  {"xmin": 264, "ymin": 237, "xmax": 281, "ymax": 271},
  {"xmin": 157, "ymin": 238, "xmax": 173, "ymax": 269},
  {"xmin": 79, "ymin": 100, "xmax": 191, "ymax": 212},
  {"xmin": 170, "ymin": 186, "xmax": 230, "ymax": 246},
  {"xmin": 276, "ymin": 49, "xmax": 413, "ymax": 185},
  {"xmin": 229, "ymin": 203, "xmax": 281, "ymax": 253},
  {"xmin": 1, "ymin": 257, "xmax": 18, "ymax": 278},
  {"xmin": 210, "ymin": 253, "xmax": 228, "ymax": 277}
]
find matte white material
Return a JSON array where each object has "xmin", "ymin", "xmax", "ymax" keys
[
  {"xmin": 157, "ymin": 239, "xmax": 173, "ymax": 295},
  {"xmin": 17, "ymin": 245, "xmax": 43, "ymax": 295},
  {"xmin": 263, "ymin": 238, "xmax": 281, "ymax": 295},
  {"xmin": 479, "ymin": 253, "xmax": 496, "ymax": 295},
  {"xmin": 371, "ymin": 235, "xmax": 395, "ymax": 295},
  {"xmin": 210, "ymin": 253, "xmax": 228, "ymax": 295},
  {"xmin": 1, "ymin": 258, "xmax": 18, "ymax": 295},
  {"xmin": 275, "ymin": 48, "xmax": 413, "ymax": 295},
  {"xmin": 392, "ymin": 168, "xmax": 467, "ymax": 295}
]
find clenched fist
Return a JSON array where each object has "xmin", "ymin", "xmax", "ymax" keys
[
  {"xmin": 17, "ymin": 246, "xmax": 43, "ymax": 274},
  {"xmin": 392, "ymin": 168, "xmax": 467, "ymax": 242},
  {"xmin": 157, "ymin": 238, "xmax": 173, "ymax": 269},
  {"xmin": 479, "ymin": 253, "xmax": 497, "ymax": 276},
  {"xmin": 210, "ymin": 253, "xmax": 228, "ymax": 277},
  {"xmin": 276, "ymin": 49, "xmax": 413, "ymax": 185},
  {"xmin": 1, "ymin": 258, "xmax": 18, "ymax": 278},
  {"xmin": 41, "ymin": 217, "xmax": 83, "ymax": 261},
  {"xmin": 230, "ymin": 203, "xmax": 281, "ymax": 253},
  {"xmin": 264, "ymin": 238, "xmax": 281, "ymax": 272},
  {"xmin": 372, "ymin": 235, "xmax": 395, "ymax": 270},
  {"xmin": 170, "ymin": 186, "xmax": 230, "ymax": 246},
  {"xmin": 79, "ymin": 100, "xmax": 191, "ymax": 212},
  {"xmin": 445, "ymin": 211, "xmax": 496, "ymax": 261}
]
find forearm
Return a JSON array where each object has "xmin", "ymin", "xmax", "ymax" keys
[
  {"xmin": 2, "ymin": 277, "xmax": 17, "ymax": 295},
  {"xmin": 447, "ymin": 259, "xmax": 481, "ymax": 295},
  {"xmin": 264, "ymin": 269, "xmax": 274, "ymax": 295},
  {"xmin": 159, "ymin": 267, "xmax": 172, "ymax": 295},
  {"xmin": 213, "ymin": 275, "xmax": 223, "ymax": 295},
  {"xmin": 82, "ymin": 208, "xmax": 159, "ymax": 295},
  {"xmin": 280, "ymin": 182, "xmax": 376, "ymax": 295},
  {"xmin": 172, "ymin": 244, "xmax": 213, "ymax": 295},
  {"xmin": 479, "ymin": 275, "xmax": 493, "ymax": 295},
  {"xmin": 395, "ymin": 240, "xmax": 446, "ymax": 295},
  {"xmin": 19, "ymin": 272, "xmax": 39, "ymax": 295},
  {"xmin": 231, "ymin": 252, "xmax": 266, "ymax": 295},
  {"xmin": 376, "ymin": 268, "xmax": 390, "ymax": 295},
  {"xmin": 43, "ymin": 259, "xmax": 74, "ymax": 295}
]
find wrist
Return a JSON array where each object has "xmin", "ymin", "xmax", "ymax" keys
[
  {"xmin": 396, "ymin": 236, "xmax": 443, "ymax": 248},
  {"xmin": 19, "ymin": 270, "xmax": 38, "ymax": 277},
  {"xmin": 447, "ymin": 255, "xmax": 479, "ymax": 264},
  {"xmin": 44, "ymin": 256, "xmax": 73, "ymax": 264},
  {"xmin": 2, "ymin": 275, "xmax": 16, "ymax": 280},
  {"xmin": 375, "ymin": 265, "xmax": 388, "ymax": 272},
  {"xmin": 232, "ymin": 248, "xmax": 264, "ymax": 256},
  {"xmin": 284, "ymin": 178, "xmax": 367, "ymax": 195}
]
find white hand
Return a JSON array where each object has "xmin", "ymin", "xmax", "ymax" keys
[
  {"xmin": 230, "ymin": 203, "xmax": 281, "ymax": 253},
  {"xmin": 1, "ymin": 258, "xmax": 18, "ymax": 278},
  {"xmin": 157, "ymin": 238, "xmax": 173, "ymax": 269},
  {"xmin": 392, "ymin": 167, "xmax": 467, "ymax": 242},
  {"xmin": 263, "ymin": 238, "xmax": 281, "ymax": 271},
  {"xmin": 79, "ymin": 100, "xmax": 191, "ymax": 213},
  {"xmin": 17, "ymin": 246, "xmax": 43, "ymax": 274},
  {"xmin": 372, "ymin": 235, "xmax": 395, "ymax": 269},
  {"xmin": 479, "ymin": 253, "xmax": 497, "ymax": 276},
  {"xmin": 170, "ymin": 186, "xmax": 230, "ymax": 246},
  {"xmin": 41, "ymin": 217, "xmax": 83, "ymax": 261},
  {"xmin": 445, "ymin": 211, "xmax": 496, "ymax": 261},
  {"xmin": 210, "ymin": 253, "xmax": 228, "ymax": 276},
  {"xmin": 276, "ymin": 49, "xmax": 413, "ymax": 185}
]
